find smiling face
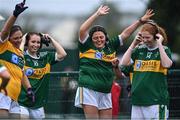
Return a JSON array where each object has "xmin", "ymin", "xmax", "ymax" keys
[
  {"xmin": 92, "ymin": 31, "xmax": 106, "ymax": 49},
  {"xmin": 9, "ymin": 30, "xmax": 23, "ymax": 49},
  {"xmin": 27, "ymin": 34, "xmax": 41, "ymax": 54},
  {"xmin": 141, "ymin": 31, "xmax": 156, "ymax": 48},
  {"xmin": 140, "ymin": 24, "xmax": 158, "ymax": 48}
]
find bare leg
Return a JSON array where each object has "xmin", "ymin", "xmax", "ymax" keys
[
  {"xmin": 83, "ymin": 104, "xmax": 99, "ymax": 119},
  {"xmin": 99, "ymin": 108, "xmax": 112, "ymax": 119}
]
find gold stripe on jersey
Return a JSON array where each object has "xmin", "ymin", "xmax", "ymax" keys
[
  {"xmin": 79, "ymin": 49, "xmax": 116, "ymax": 62},
  {"xmin": 129, "ymin": 73, "xmax": 133, "ymax": 83},
  {"xmin": 0, "ymin": 41, "xmax": 24, "ymax": 101},
  {"xmin": 24, "ymin": 63, "xmax": 50, "ymax": 79},
  {"xmin": 134, "ymin": 60, "xmax": 167, "ymax": 75}
]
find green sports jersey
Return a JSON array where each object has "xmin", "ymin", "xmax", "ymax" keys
[
  {"xmin": 79, "ymin": 36, "xmax": 121, "ymax": 93},
  {"xmin": 120, "ymin": 65, "xmax": 133, "ymax": 83},
  {"xmin": 130, "ymin": 45, "xmax": 172, "ymax": 106},
  {"xmin": 18, "ymin": 51, "xmax": 58, "ymax": 109}
]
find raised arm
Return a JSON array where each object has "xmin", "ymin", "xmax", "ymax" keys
[
  {"xmin": 121, "ymin": 33, "xmax": 143, "ymax": 65},
  {"xmin": 156, "ymin": 34, "xmax": 172, "ymax": 68},
  {"xmin": 79, "ymin": 5, "xmax": 110, "ymax": 42},
  {"xmin": 0, "ymin": 1, "xmax": 28, "ymax": 41},
  {"xmin": 45, "ymin": 34, "xmax": 67, "ymax": 60},
  {"xmin": 120, "ymin": 9, "xmax": 154, "ymax": 42}
]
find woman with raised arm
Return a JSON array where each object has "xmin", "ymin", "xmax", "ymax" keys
[
  {"xmin": 121, "ymin": 21, "xmax": 172, "ymax": 119},
  {"xmin": 74, "ymin": 5, "xmax": 154, "ymax": 119},
  {"xmin": 0, "ymin": 1, "xmax": 34, "ymax": 118},
  {"xmin": 18, "ymin": 32, "xmax": 67, "ymax": 119}
]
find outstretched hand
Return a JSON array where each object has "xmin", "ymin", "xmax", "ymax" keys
[
  {"xmin": 140, "ymin": 9, "xmax": 154, "ymax": 23},
  {"xmin": 13, "ymin": 0, "xmax": 28, "ymax": 17},
  {"xmin": 96, "ymin": 5, "xmax": 110, "ymax": 16}
]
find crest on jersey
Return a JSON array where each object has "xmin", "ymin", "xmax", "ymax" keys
[
  {"xmin": 11, "ymin": 54, "xmax": 19, "ymax": 64},
  {"xmin": 95, "ymin": 52, "xmax": 102, "ymax": 59},
  {"xmin": 25, "ymin": 68, "xmax": 34, "ymax": 76},
  {"xmin": 136, "ymin": 60, "xmax": 142, "ymax": 69}
]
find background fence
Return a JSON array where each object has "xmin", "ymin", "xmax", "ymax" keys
[{"xmin": 44, "ymin": 69, "xmax": 180, "ymax": 119}]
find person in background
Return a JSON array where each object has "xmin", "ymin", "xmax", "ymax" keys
[
  {"xmin": 18, "ymin": 32, "xmax": 67, "ymax": 119},
  {"xmin": 74, "ymin": 5, "xmax": 154, "ymax": 119},
  {"xmin": 0, "ymin": 1, "xmax": 34, "ymax": 118},
  {"xmin": 121, "ymin": 20, "xmax": 172, "ymax": 119},
  {"xmin": 111, "ymin": 58, "xmax": 122, "ymax": 119}
]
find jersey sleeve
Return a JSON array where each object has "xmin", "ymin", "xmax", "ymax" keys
[
  {"xmin": 108, "ymin": 36, "xmax": 121, "ymax": 51},
  {"xmin": 120, "ymin": 65, "xmax": 133, "ymax": 76},
  {"xmin": 78, "ymin": 37, "xmax": 92, "ymax": 53},
  {"xmin": 47, "ymin": 52, "xmax": 58, "ymax": 65}
]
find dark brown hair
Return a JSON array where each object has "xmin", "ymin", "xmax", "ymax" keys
[{"xmin": 9, "ymin": 25, "xmax": 22, "ymax": 37}]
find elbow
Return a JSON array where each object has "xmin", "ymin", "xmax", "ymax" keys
[
  {"xmin": 0, "ymin": 31, "xmax": 9, "ymax": 41},
  {"xmin": 120, "ymin": 33, "xmax": 130, "ymax": 41},
  {"xmin": 63, "ymin": 52, "xmax": 67, "ymax": 58},
  {"xmin": 57, "ymin": 52, "xmax": 67, "ymax": 60},
  {"xmin": 162, "ymin": 60, "xmax": 173, "ymax": 68}
]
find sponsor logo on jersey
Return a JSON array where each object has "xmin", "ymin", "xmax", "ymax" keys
[
  {"xmin": 80, "ymin": 49, "xmax": 116, "ymax": 62},
  {"xmin": 134, "ymin": 60, "xmax": 167, "ymax": 75},
  {"xmin": 24, "ymin": 64, "xmax": 50, "ymax": 79}
]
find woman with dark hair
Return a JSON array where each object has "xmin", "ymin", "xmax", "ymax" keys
[
  {"xmin": 0, "ymin": 1, "xmax": 34, "ymax": 118},
  {"xmin": 18, "ymin": 32, "xmax": 66, "ymax": 119},
  {"xmin": 120, "ymin": 20, "xmax": 172, "ymax": 119},
  {"xmin": 74, "ymin": 5, "xmax": 154, "ymax": 119}
]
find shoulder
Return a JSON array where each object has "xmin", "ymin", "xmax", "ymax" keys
[
  {"xmin": 163, "ymin": 45, "xmax": 169, "ymax": 50},
  {"xmin": 39, "ymin": 51, "xmax": 48, "ymax": 57}
]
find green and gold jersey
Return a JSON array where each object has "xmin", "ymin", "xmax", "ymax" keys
[
  {"xmin": 18, "ymin": 51, "xmax": 57, "ymax": 109},
  {"xmin": 131, "ymin": 45, "xmax": 172, "ymax": 106},
  {"xmin": 0, "ymin": 40, "xmax": 24, "ymax": 101},
  {"xmin": 0, "ymin": 63, "xmax": 6, "ymax": 72},
  {"xmin": 79, "ymin": 36, "xmax": 121, "ymax": 93}
]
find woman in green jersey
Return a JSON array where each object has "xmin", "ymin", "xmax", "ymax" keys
[
  {"xmin": 121, "ymin": 20, "xmax": 173, "ymax": 119},
  {"xmin": 18, "ymin": 32, "xmax": 67, "ymax": 119},
  {"xmin": 74, "ymin": 5, "xmax": 154, "ymax": 119},
  {"xmin": 0, "ymin": 1, "xmax": 34, "ymax": 118}
]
